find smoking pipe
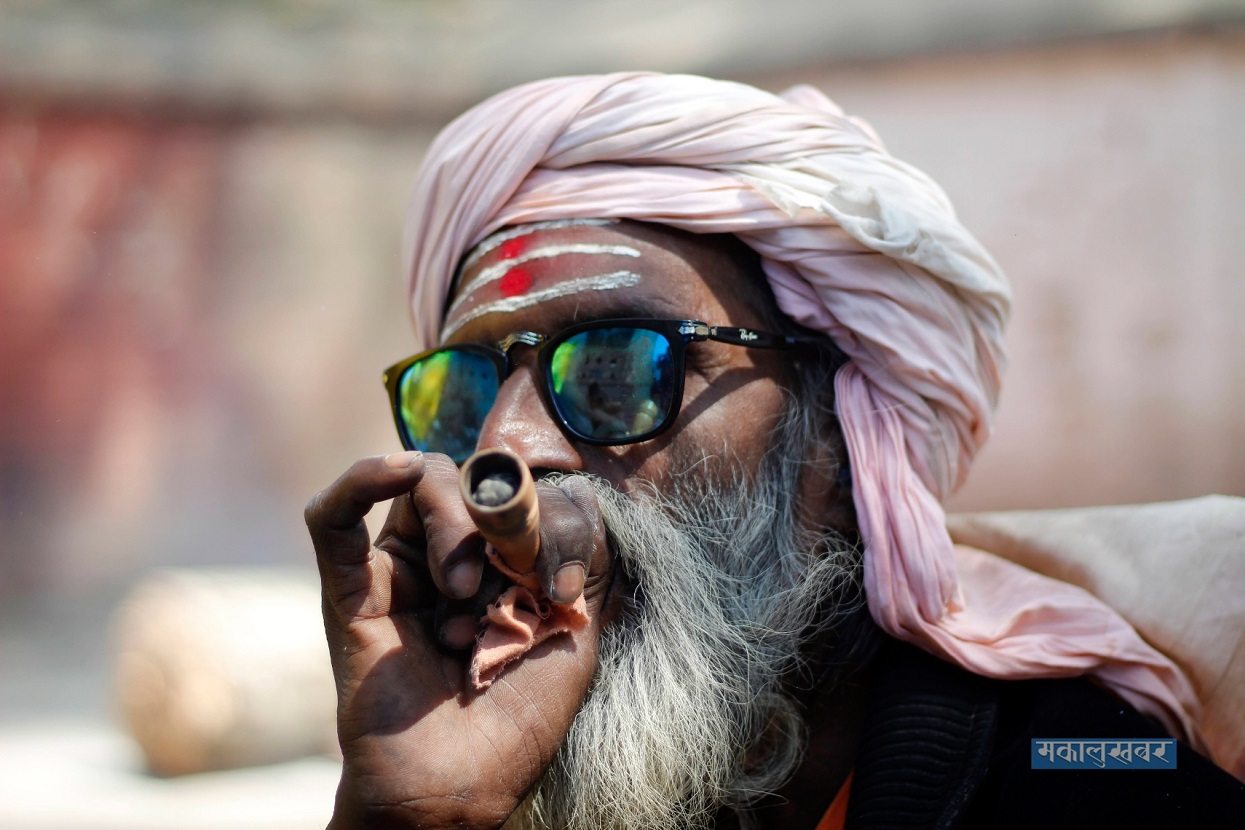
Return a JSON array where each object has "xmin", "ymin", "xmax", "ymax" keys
[{"xmin": 458, "ymin": 447, "xmax": 540, "ymax": 573}]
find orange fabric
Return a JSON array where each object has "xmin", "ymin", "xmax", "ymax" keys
[
  {"xmin": 815, "ymin": 771, "xmax": 853, "ymax": 830},
  {"xmin": 469, "ymin": 545, "xmax": 589, "ymax": 689}
]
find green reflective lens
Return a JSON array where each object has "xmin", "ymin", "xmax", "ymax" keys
[
  {"xmin": 397, "ymin": 349, "xmax": 500, "ymax": 463},
  {"xmin": 549, "ymin": 327, "xmax": 674, "ymax": 440}
]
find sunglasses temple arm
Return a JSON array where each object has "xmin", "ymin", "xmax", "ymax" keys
[{"xmin": 706, "ymin": 326, "xmax": 800, "ymax": 350}]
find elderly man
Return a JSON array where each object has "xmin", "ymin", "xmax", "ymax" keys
[{"xmin": 305, "ymin": 74, "xmax": 1244, "ymax": 829}]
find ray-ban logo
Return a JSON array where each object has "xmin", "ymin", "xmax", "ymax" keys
[{"xmin": 1032, "ymin": 739, "xmax": 1176, "ymax": 770}]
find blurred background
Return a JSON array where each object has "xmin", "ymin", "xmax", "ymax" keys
[{"xmin": 1, "ymin": 0, "xmax": 1243, "ymax": 826}]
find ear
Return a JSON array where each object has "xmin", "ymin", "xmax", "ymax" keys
[{"xmin": 798, "ymin": 426, "xmax": 858, "ymax": 539}]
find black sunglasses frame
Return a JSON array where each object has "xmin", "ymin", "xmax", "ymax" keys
[{"xmin": 382, "ymin": 318, "xmax": 807, "ymax": 455}]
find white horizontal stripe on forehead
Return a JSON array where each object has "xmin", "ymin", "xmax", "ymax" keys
[
  {"xmin": 441, "ymin": 271, "xmax": 643, "ymax": 340},
  {"xmin": 449, "ymin": 243, "xmax": 642, "ymax": 316},
  {"xmin": 461, "ymin": 218, "xmax": 620, "ymax": 271}
]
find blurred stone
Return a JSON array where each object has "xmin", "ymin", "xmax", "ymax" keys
[{"xmin": 111, "ymin": 568, "xmax": 337, "ymax": 777}]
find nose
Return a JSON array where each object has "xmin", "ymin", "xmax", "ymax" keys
[{"xmin": 474, "ymin": 365, "xmax": 584, "ymax": 474}]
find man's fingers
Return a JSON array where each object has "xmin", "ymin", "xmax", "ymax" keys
[
  {"xmin": 305, "ymin": 451, "xmax": 426, "ymax": 569},
  {"xmin": 309, "ymin": 455, "xmax": 608, "ymax": 625},
  {"xmin": 306, "ymin": 452, "xmax": 426, "ymax": 536},
  {"xmin": 535, "ymin": 476, "xmax": 607, "ymax": 605},
  {"xmin": 408, "ymin": 454, "xmax": 485, "ymax": 601}
]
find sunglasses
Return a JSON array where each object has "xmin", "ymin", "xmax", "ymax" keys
[{"xmin": 383, "ymin": 318, "xmax": 807, "ymax": 463}]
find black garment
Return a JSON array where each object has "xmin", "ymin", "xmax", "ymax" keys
[{"xmin": 845, "ymin": 640, "xmax": 1245, "ymax": 830}]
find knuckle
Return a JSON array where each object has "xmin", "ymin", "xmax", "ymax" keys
[
  {"xmin": 541, "ymin": 516, "xmax": 594, "ymax": 567},
  {"xmin": 410, "ymin": 471, "xmax": 460, "ymax": 517},
  {"xmin": 303, "ymin": 492, "xmax": 324, "ymax": 527},
  {"xmin": 420, "ymin": 452, "xmax": 460, "ymax": 481},
  {"xmin": 541, "ymin": 508, "xmax": 580, "ymax": 542}
]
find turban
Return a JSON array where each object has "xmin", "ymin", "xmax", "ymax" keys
[{"xmin": 402, "ymin": 73, "xmax": 1209, "ymax": 758}]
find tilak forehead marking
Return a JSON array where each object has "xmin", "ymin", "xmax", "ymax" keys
[
  {"xmin": 450, "ymin": 243, "xmax": 642, "ymax": 316},
  {"xmin": 461, "ymin": 218, "xmax": 620, "ymax": 271},
  {"xmin": 441, "ymin": 271, "xmax": 643, "ymax": 340}
]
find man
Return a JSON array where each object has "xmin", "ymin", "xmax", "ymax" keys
[{"xmin": 305, "ymin": 73, "xmax": 1244, "ymax": 829}]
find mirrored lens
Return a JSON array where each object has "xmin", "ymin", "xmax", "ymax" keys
[
  {"xmin": 549, "ymin": 327, "xmax": 675, "ymax": 441},
  {"xmin": 396, "ymin": 349, "xmax": 500, "ymax": 462}
]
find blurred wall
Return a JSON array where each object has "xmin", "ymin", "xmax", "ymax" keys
[
  {"xmin": 753, "ymin": 28, "xmax": 1245, "ymax": 511},
  {"xmin": 2, "ymin": 22, "xmax": 1243, "ymax": 611},
  {"xmin": 0, "ymin": 112, "xmax": 430, "ymax": 603}
]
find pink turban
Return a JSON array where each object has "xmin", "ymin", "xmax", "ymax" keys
[{"xmin": 402, "ymin": 73, "xmax": 1206, "ymax": 754}]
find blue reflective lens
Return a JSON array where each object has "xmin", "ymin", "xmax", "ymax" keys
[
  {"xmin": 397, "ymin": 350, "xmax": 499, "ymax": 463},
  {"xmin": 548, "ymin": 327, "xmax": 674, "ymax": 440}
]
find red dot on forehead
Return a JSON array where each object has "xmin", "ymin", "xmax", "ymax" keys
[
  {"xmin": 498, "ymin": 267, "xmax": 534, "ymax": 297},
  {"xmin": 499, "ymin": 236, "xmax": 529, "ymax": 260}
]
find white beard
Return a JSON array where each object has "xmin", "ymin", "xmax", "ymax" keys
[{"xmin": 507, "ymin": 410, "xmax": 860, "ymax": 830}]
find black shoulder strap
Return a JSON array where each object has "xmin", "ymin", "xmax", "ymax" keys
[
  {"xmin": 845, "ymin": 640, "xmax": 1245, "ymax": 829},
  {"xmin": 845, "ymin": 640, "xmax": 998, "ymax": 830}
]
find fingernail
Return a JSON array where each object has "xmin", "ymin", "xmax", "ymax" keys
[
  {"xmin": 384, "ymin": 451, "xmax": 421, "ymax": 469},
  {"xmin": 446, "ymin": 561, "xmax": 481, "ymax": 598},
  {"xmin": 440, "ymin": 615, "xmax": 478, "ymax": 650},
  {"xmin": 552, "ymin": 563, "xmax": 586, "ymax": 604}
]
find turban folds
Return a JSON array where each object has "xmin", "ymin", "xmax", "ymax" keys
[{"xmin": 402, "ymin": 73, "xmax": 1208, "ymax": 757}]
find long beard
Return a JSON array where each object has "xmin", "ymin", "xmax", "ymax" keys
[{"xmin": 507, "ymin": 410, "xmax": 860, "ymax": 830}]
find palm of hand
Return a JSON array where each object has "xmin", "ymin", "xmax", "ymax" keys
[{"xmin": 330, "ymin": 594, "xmax": 601, "ymax": 828}]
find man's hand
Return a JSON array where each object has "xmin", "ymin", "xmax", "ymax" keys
[{"xmin": 305, "ymin": 451, "xmax": 612, "ymax": 830}]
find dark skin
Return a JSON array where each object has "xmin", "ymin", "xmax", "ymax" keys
[{"xmin": 305, "ymin": 221, "xmax": 865, "ymax": 829}]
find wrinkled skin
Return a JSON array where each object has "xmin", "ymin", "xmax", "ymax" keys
[
  {"xmin": 305, "ymin": 453, "xmax": 610, "ymax": 828},
  {"xmin": 305, "ymin": 222, "xmax": 804, "ymax": 829}
]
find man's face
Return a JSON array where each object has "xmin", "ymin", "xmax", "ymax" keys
[
  {"xmin": 435, "ymin": 221, "xmax": 858, "ymax": 830},
  {"xmin": 440, "ymin": 220, "xmax": 792, "ymax": 489}
]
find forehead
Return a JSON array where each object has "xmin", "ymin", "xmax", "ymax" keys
[{"xmin": 441, "ymin": 220, "xmax": 768, "ymax": 343}]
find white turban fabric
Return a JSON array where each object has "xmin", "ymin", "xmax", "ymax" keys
[{"xmin": 402, "ymin": 73, "xmax": 1209, "ymax": 759}]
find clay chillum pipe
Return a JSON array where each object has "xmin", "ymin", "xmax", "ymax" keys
[{"xmin": 458, "ymin": 447, "xmax": 540, "ymax": 573}]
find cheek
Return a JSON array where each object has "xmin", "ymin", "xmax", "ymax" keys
[
  {"xmin": 619, "ymin": 374, "xmax": 788, "ymax": 489},
  {"xmin": 695, "ymin": 377, "xmax": 787, "ymax": 463}
]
